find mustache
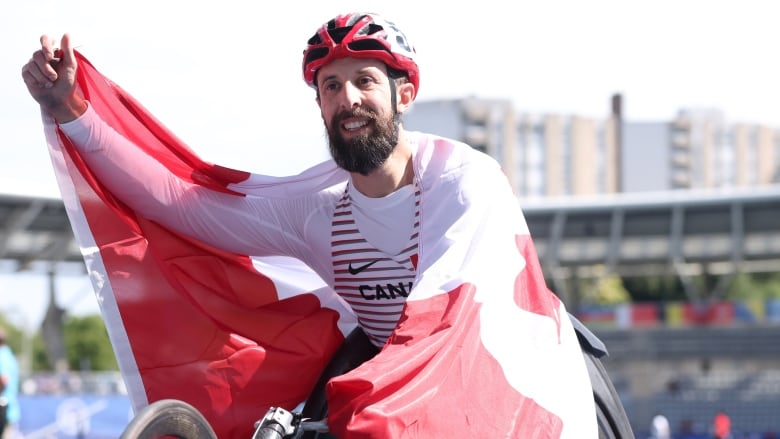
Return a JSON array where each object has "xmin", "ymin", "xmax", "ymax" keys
[{"xmin": 334, "ymin": 106, "xmax": 378, "ymax": 123}]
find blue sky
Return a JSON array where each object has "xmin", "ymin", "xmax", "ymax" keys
[{"xmin": 2, "ymin": 0, "xmax": 779, "ymax": 330}]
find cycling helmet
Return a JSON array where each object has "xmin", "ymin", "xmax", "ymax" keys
[{"xmin": 302, "ymin": 12, "xmax": 420, "ymax": 94}]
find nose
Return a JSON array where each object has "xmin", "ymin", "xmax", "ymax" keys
[{"xmin": 339, "ymin": 81, "xmax": 362, "ymax": 110}]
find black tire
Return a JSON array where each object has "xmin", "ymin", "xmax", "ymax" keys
[
  {"xmin": 583, "ymin": 350, "xmax": 635, "ymax": 439},
  {"xmin": 120, "ymin": 398, "xmax": 217, "ymax": 439}
]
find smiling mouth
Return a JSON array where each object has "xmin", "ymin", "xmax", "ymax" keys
[
  {"xmin": 341, "ymin": 119, "xmax": 372, "ymax": 133},
  {"xmin": 344, "ymin": 120, "xmax": 368, "ymax": 129}
]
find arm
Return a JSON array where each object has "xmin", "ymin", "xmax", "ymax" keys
[
  {"xmin": 58, "ymin": 105, "xmax": 314, "ymax": 257},
  {"xmin": 24, "ymin": 34, "xmax": 319, "ymax": 260}
]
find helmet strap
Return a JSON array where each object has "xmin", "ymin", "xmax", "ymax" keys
[
  {"xmin": 389, "ymin": 78, "xmax": 399, "ymax": 117},
  {"xmin": 387, "ymin": 66, "xmax": 406, "ymax": 118}
]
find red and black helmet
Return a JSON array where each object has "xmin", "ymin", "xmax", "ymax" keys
[{"xmin": 302, "ymin": 12, "xmax": 419, "ymax": 94}]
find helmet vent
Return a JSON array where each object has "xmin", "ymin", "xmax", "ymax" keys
[
  {"xmin": 364, "ymin": 23, "xmax": 385, "ymax": 35},
  {"xmin": 307, "ymin": 34, "xmax": 323, "ymax": 45},
  {"xmin": 329, "ymin": 27, "xmax": 350, "ymax": 44},
  {"xmin": 348, "ymin": 39, "xmax": 391, "ymax": 54},
  {"xmin": 304, "ymin": 47, "xmax": 329, "ymax": 65}
]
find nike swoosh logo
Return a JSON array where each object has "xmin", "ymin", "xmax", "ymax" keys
[{"xmin": 348, "ymin": 259, "xmax": 380, "ymax": 275}]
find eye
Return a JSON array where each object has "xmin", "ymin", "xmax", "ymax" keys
[
  {"xmin": 321, "ymin": 81, "xmax": 340, "ymax": 93},
  {"xmin": 357, "ymin": 75, "xmax": 376, "ymax": 88}
]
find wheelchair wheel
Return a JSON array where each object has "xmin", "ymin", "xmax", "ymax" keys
[
  {"xmin": 570, "ymin": 313, "xmax": 634, "ymax": 438},
  {"xmin": 583, "ymin": 349, "xmax": 635, "ymax": 439},
  {"xmin": 120, "ymin": 398, "xmax": 217, "ymax": 439}
]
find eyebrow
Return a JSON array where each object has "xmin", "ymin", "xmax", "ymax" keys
[{"xmin": 318, "ymin": 66, "xmax": 384, "ymax": 87}]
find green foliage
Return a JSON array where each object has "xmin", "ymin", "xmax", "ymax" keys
[
  {"xmin": 622, "ymin": 275, "xmax": 688, "ymax": 302},
  {"xmin": 0, "ymin": 310, "xmax": 118, "ymax": 372},
  {"xmin": 0, "ymin": 314, "xmax": 49, "ymax": 371},
  {"xmin": 0, "ymin": 315, "xmax": 24, "ymax": 354},
  {"xmin": 612, "ymin": 270, "xmax": 780, "ymax": 303},
  {"xmin": 727, "ymin": 272, "xmax": 780, "ymax": 300},
  {"xmin": 580, "ymin": 273, "xmax": 632, "ymax": 305},
  {"xmin": 31, "ymin": 333, "xmax": 51, "ymax": 371},
  {"xmin": 64, "ymin": 315, "xmax": 118, "ymax": 371},
  {"xmin": 595, "ymin": 275, "xmax": 632, "ymax": 304}
]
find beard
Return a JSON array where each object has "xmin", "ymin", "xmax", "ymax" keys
[{"xmin": 327, "ymin": 106, "xmax": 400, "ymax": 175}]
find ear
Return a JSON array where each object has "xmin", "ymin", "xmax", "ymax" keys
[{"xmin": 396, "ymin": 82, "xmax": 416, "ymax": 114}]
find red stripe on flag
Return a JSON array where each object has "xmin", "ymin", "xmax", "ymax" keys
[
  {"xmin": 75, "ymin": 53, "xmax": 251, "ymax": 192},
  {"xmin": 515, "ymin": 234, "xmax": 562, "ymax": 341}
]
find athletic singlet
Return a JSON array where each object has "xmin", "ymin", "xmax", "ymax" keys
[{"xmin": 330, "ymin": 183, "xmax": 421, "ymax": 347}]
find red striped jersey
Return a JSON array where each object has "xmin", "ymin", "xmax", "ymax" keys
[{"xmin": 331, "ymin": 183, "xmax": 420, "ymax": 347}]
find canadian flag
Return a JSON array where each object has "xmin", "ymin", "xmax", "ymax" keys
[{"xmin": 42, "ymin": 51, "xmax": 596, "ymax": 438}]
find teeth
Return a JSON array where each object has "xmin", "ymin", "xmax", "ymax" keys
[{"xmin": 344, "ymin": 120, "xmax": 368, "ymax": 130}]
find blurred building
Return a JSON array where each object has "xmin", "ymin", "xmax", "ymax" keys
[
  {"xmin": 624, "ymin": 108, "xmax": 780, "ymax": 192},
  {"xmin": 404, "ymin": 95, "xmax": 780, "ymax": 196}
]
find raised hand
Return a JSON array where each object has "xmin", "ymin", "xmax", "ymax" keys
[{"xmin": 21, "ymin": 33, "xmax": 87, "ymax": 123}]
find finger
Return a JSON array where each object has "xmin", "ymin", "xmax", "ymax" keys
[
  {"xmin": 21, "ymin": 62, "xmax": 52, "ymax": 89},
  {"xmin": 21, "ymin": 68, "xmax": 45, "ymax": 89},
  {"xmin": 36, "ymin": 35, "xmax": 60, "ymax": 82},
  {"xmin": 59, "ymin": 33, "xmax": 77, "ymax": 70},
  {"xmin": 30, "ymin": 50, "xmax": 58, "ymax": 83},
  {"xmin": 39, "ymin": 35, "xmax": 55, "ymax": 61}
]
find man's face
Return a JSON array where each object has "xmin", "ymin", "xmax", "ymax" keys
[{"xmin": 316, "ymin": 57, "xmax": 399, "ymax": 175}]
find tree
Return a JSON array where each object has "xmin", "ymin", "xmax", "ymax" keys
[
  {"xmin": 31, "ymin": 332, "xmax": 51, "ymax": 371},
  {"xmin": 575, "ymin": 275, "xmax": 632, "ymax": 306},
  {"xmin": 727, "ymin": 272, "xmax": 780, "ymax": 301},
  {"xmin": 622, "ymin": 275, "xmax": 688, "ymax": 302},
  {"xmin": 592, "ymin": 275, "xmax": 632, "ymax": 305},
  {"xmin": 0, "ymin": 315, "xmax": 23, "ymax": 354},
  {"xmin": 0, "ymin": 314, "xmax": 49, "ymax": 373},
  {"xmin": 63, "ymin": 315, "xmax": 118, "ymax": 371}
]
